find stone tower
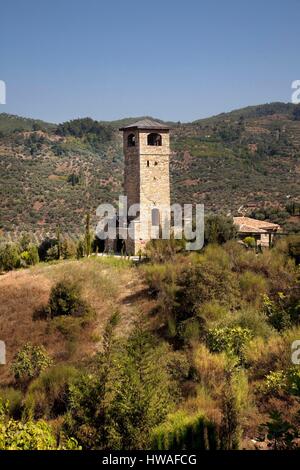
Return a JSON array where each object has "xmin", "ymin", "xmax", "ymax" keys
[{"xmin": 119, "ymin": 119, "xmax": 171, "ymax": 255}]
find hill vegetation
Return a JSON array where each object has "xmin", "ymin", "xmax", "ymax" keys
[
  {"xmin": 0, "ymin": 102, "xmax": 299, "ymax": 237},
  {"xmin": 0, "ymin": 235, "xmax": 299, "ymax": 450}
]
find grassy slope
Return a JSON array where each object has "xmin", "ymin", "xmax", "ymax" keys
[{"xmin": 0, "ymin": 257, "xmax": 154, "ymax": 385}]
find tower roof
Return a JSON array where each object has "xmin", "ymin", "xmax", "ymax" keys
[{"xmin": 119, "ymin": 118, "xmax": 170, "ymax": 131}]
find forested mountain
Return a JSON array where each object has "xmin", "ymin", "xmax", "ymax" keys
[{"xmin": 0, "ymin": 102, "xmax": 299, "ymax": 236}]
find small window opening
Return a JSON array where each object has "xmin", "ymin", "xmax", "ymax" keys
[
  {"xmin": 127, "ymin": 133, "xmax": 136, "ymax": 147},
  {"xmin": 152, "ymin": 208, "xmax": 160, "ymax": 226},
  {"xmin": 154, "ymin": 161, "xmax": 158, "ymax": 166},
  {"xmin": 147, "ymin": 133, "xmax": 162, "ymax": 146},
  {"xmin": 147, "ymin": 160, "xmax": 150, "ymax": 167}
]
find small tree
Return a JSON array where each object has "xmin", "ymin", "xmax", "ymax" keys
[
  {"xmin": 84, "ymin": 213, "xmax": 92, "ymax": 257},
  {"xmin": 56, "ymin": 224, "xmax": 61, "ymax": 260},
  {"xmin": 0, "ymin": 243, "xmax": 20, "ymax": 271},
  {"xmin": 61, "ymin": 238, "xmax": 77, "ymax": 259},
  {"xmin": 204, "ymin": 215, "xmax": 237, "ymax": 245},
  {"xmin": 28, "ymin": 244, "xmax": 39, "ymax": 265}
]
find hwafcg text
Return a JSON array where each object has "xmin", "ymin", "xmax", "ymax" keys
[{"xmin": 102, "ymin": 454, "xmax": 197, "ymax": 466}]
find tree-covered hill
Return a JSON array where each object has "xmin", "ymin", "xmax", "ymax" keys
[{"xmin": 0, "ymin": 102, "xmax": 299, "ymax": 236}]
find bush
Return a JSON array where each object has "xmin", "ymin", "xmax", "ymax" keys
[
  {"xmin": 263, "ymin": 294, "xmax": 292, "ymax": 331},
  {"xmin": 244, "ymin": 334, "xmax": 286, "ymax": 380},
  {"xmin": 261, "ymin": 370, "xmax": 287, "ymax": 396},
  {"xmin": 66, "ymin": 321, "xmax": 175, "ymax": 450},
  {"xmin": 151, "ymin": 411, "xmax": 218, "ymax": 450},
  {"xmin": 197, "ymin": 301, "xmax": 229, "ymax": 327},
  {"xmin": 20, "ymin": 243, "xmax": 39, "ymax": 266},
  {"xmin": 61, "ymin": 238, "xmax": 77, "ymax": 259},
  {"xmin": 286, "ymin": 367, "xmax": 300, "ymax": 397},
  {"xmin": 206, "ymin": 326, "xmax": 252, "ymax": 361},
  {"xmin": 239, "ymin": 271, "xmax": 267, "ymax": 304},
  {"xmin": 260, "ymin": 411, "xmax": 298, "ymax": 450},
  {"xmin": 48, "ymin": 280, "xmax": 92, "ymax": 318},
  {"xmin": 204, "ymin": 215, "xmax": 237, "ymax": 245},
  {"xmin": 11, "ymin": 343, "xmax": 53, "ymax": 386},
  {"xmin": 178, "ymin": 318, "xmax": 203, "ymax": 345},
  {"xmin": 38, "ymin": 238, "xmax": 57, "ymax": 261},
  {"xmin": 0, "ymin": 401, "xmax": 80, "ymax": 449},
  {"xmin": 27, "ymin": 243, "xmax": 39, "ymax": 265},
  {"xmin": 46, "ymin": 245, "xmax": 59, "ymax": 261},
  {"xmin": 24, "ymin": 365, "xmax": 78, "ymax": 419},
  {"xmin": 193, "ymin": 344, "xmax": 229, "ymax": 394},
  {"xmin": 243, "ymin": 236, "xmax": 256, "ymax": 248},
  {"xmin": 229, "ymin": 308, "xmax": 274, "ymax": 339},
  {"xmin": 145, "ymin": 238, "xmax": 185, "ymax": 263},
  {"xmin": 0, "ymin": 243, "xmax": 20, "ymax": 271},
  {"xmin": 0, "ymin": 387, "xmax": 23, "ymax": 418}
]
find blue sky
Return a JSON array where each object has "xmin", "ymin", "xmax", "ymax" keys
[{"xmin": 1, "ymin": 0, "xmax": 299, "ymax": 123}]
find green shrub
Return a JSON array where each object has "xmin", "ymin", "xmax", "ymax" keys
[
  {"xmin": 0, "ymin": 387, "xmax": 23, "ymax": 418},
  {"xmin": 46, "ymin": 245, "xmax": 59, "ymax": 261},
  {"xmin": 204, "ymin": 215, "xmax": 237, "ymax": 245},
  {"xmin": 61, "ymin": 238, "xmax": 77, "ymax": 259},
  {"xmin": 178, "ymin": 318, "xmax": 203, "ymax": 345},
  {"xmin": 20, "ymin": 244, "xmax": 39, "ymax": 266},
  {"xmin": 0, "ymin": 401, "xmax": 80, "ymax": 449},
  {"xmin": 27, "ymin": 243, "xmax": 39, "ymax": 265},
  {"xmin": 151, "ymin": 411, "xmax": 218, "ymax": 450},
  {"xmin": 11, "ymin": 343, "xmax": 53, "ymax": 386},
  {"xmin": 145, "ymin": 238, "xmax": 185, "ymax": 263},
  {"xmin": 0, "ymin": 243, "xmax": 20, "ymax": 271},
  {"xmin": 287, "ymin": 367, "xmax": 300, "ymax": 397},
  {"xmin": 263, "ymin": 294, "xmax": 291, "ymax": 331},
  {"xmin": 243, "ymin": 236, "xmax": 256, "ymax": 248},
  {"xmin": 197, "ymin": 301, "xmax": 229, "ymax": 327},
  {"xmin": 24, "ymin": 364, "xmax": 78, "ymax": 419},
  {"xmin": 229, "ymin": 308, "xmax": 274, "ymax": 339},
  {"xmin": 48, "ymin": 280, "xmax": 92, "ymax": 318},
  {"xmin": 219, "ymin": 376, "xmax": 241, "ymax": 450},
  {"xmin": 262, "ymin": 370, "xmax": 287, "ymax": 396},
  {"xmin": 206, "ymin": 326, "xmax": 252, "ymax": 361},
  {"xmin": 239, "ymin": 271, "xmax": 267, "ymax": 304},
  {"xmin": 66, "ymin": 321, "xmax": 175, "ymax": 450}
]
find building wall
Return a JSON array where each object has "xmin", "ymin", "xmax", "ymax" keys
[
  {"xmin": 123, "ymin": 130, "xmax": 140, "ymax": 209},
  {"xmin": 123, "ymin": 128, "xmax": 171, "ymax": 254}
]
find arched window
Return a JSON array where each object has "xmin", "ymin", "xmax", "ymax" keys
[
  {"xmin": 127, "ymin": 133, "xmax": 136, "ymax": 147},
  {"xmin": 151, "ymin": 208, "xmax": 160, "ymax": 226},
  {"xmin": 147, "ymin": 133, "xmax": 162, "ymax": 146}
]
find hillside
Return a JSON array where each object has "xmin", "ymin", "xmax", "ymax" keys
[
  {"xmin": 0, "ymin": 102, "xmax": 299, "ymax": 237},
  {"xmin": 0, "ymin": 242, "xmax": 299, "ymax": 450},
  {"xmin": 0, "ymin": 257, "xmax": 152, "ymax": 385}
]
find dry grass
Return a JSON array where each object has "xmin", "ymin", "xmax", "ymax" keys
[{"xmin": 0, "ymin": 257, "xmax": 151, "ymax": 385}]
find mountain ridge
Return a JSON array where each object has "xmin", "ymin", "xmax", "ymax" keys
[{"xmin": 0, "ymin": 102, "xmax": 299, "ymax": 236}]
